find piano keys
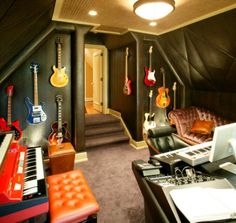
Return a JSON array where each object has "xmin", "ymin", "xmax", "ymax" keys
[{"xmin": 0, "ymin": 145, "xmax": 48, "ymax": 223}]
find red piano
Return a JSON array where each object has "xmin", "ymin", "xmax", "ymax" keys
[{"xmin": 0, "ymin": 132, "xmax": 48, "ymax": 223}]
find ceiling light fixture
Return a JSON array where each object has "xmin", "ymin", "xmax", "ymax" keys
[
  {"xmin": 88, "ymin": 10, "xmax": 97, "ymax": 16},
  {"xmin": 133, "ymin": 0, "xmax": 175, "ymax": 20}
]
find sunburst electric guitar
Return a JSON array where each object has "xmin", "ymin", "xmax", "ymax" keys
[
  {"xmin": 48, "ymin": 95, "xmax": 71, "ymax": 145},
  {"xmin": 156, "ymin": 67, "xmax": 170, "ymax": 108},
  {"xmin": 143, "ymin": 90, "xmax": 156, "ymax": 131},
  {"xmin": 123, "ymin": 47, "xmax": 132, "ymax": 95},
  {"xmin": 50, "ymin": 37, "xmax": 69, "ymax": 88},
  {"xmin": 25, "ymin": 63, "xmax": 47, "ymax": 124},
  {"xmin": 0, "ymin": 85, "xmax": 22, "ymax": 140},
  {"xmin": 144, "ymin": 46, "xmax": 156, "ymax": 87}
]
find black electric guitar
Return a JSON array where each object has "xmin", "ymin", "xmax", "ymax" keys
[
  {"xmin": 143, "ymin": 90, "xmax": 156, "ymax": 131},
  {"xmin": 25, "ymin": 63, "xmax": 47, "ymax": 124},
  {"xmin": 48, "ymin": 95, "xmax": 70, "ymax": 145}
]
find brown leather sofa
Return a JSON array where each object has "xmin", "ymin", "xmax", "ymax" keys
[{"xmin": 168, "ymin": 106, "xmax": 231, "ymax": 145}]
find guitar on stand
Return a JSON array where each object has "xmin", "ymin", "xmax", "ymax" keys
[
  {"xmin": 144, "ymin": 46, "xmax": 156, "ymax": 87},
  {"xmin": 0, "ymin": 85, "xmax": 22, "ymax": 140},
  {"xmin": 156, "ymin": 67, "xmax": 170, "ymax": 108},
  {"xmin": 123, "ymin": 47, "xmax": 132, "ymax": 95},
  {"xmin": 48, "ymin": 95, "xmax": 71, "ymax": 145},
  {"xmin": 50, "ymin": 37, "xmax": 69, "ymax": 88},
  {"xmin": 25, "ymin": 63, "xmax": 47, "ymax": 124},
  {"xmin": 143, "ymin": 90, "xmax": 156, "ymax": 132}
]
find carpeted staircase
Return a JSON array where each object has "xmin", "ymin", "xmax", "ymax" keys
[{"xmin": 85, "ymin": 114, "xmax": 129, "ymax": 149}]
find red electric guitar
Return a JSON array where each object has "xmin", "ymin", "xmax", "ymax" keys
[
  {"xmin": 48, "ymin": 95, "xmax": 71, "ymax": 145},
  {"xmin": 0, "ymin": 85, "xmax": 22, "ymax": 140},
  {"xmin": 144, "ymin": 46, "xmax": 156, "ymax": 87},
  {"xmin": 123, "ymin": 47, "xmax": 132, "ymax": 95}
]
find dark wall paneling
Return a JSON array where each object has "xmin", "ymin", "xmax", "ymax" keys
[
  {"xmin": 109, "ymin": 41, "xmax": 137, "ymax": 139},
  {"xmin": 156, "ymin": 9, "xmax": 236, "ymax": 121},
  {"xmin": 0, "ymin": 33, "xmax": 72, "ymax": 152}
]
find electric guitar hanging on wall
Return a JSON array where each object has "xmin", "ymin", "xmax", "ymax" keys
[
  {"xmin": 50, "ymin": 37, "xmax": 69, "ymax": 88},
  {"xmin": 25, "ymin": 63, "xmax": 47, "ymax": 124},
  {"xmin": 143, "ymin": 90, "xmax": 156, "ymax": 131},
  {"xmin": 172, "ymin": 82, "xmax": 177, "ymax": 110},
  {"xmin": 123, "ymin": 47, "xmax": 132, "ymax": 95},
  {"xmin": 48, "ymin": 95, "xmax": 71, "ymax": 145},
  {"xmin": 0, "ymin": 85, "xmax": 22, "ymax": 140},
  {"xmin": 156, "ymin": 67, "xmax": 170, "ymax": 108},
  {"xmin": 144, "ymin": 46, "xmax": 156, "ymax": 87}
]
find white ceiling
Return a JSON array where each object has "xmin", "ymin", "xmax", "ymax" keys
[{"xmin": 53, "ymin": 0, "xmax": 236, "ymax": 35}]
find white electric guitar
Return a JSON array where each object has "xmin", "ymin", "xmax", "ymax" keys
[{"xmin": 144, "ymin": 90, "xmax": 156, "ymax": 131}]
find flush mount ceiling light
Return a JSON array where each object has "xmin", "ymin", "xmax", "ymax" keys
[{"xmin": 133, "ymin": 0, "xmax": 175, "ymax": 20}]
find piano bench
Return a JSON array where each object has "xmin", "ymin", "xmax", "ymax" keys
[{"xmin": 47, "ymin": 169, "xmax": 99, "ymax": 223}]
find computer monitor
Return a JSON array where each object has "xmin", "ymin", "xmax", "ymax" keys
[{"xmin": 209, "ymin": 122, "xmax": 236, "ymax": 162}]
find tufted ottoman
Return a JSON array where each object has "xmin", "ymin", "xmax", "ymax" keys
[{"xmin": 47, "ymin": 169, "xmax": 99, "ymax": 223}]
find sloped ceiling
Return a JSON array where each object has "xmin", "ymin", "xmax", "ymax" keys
[{"xmin": 0, "ymin": 0, "xmax": 55, "ymax": 71}]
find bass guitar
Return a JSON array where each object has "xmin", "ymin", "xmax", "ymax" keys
[
  {"xmin": 156, "ymin": 67, "xmax": 170, "ymax": 108},
  {"xmin": 123, "ymin": 47, "xmax": 132, "ymax": 95},
  {"xmin": 25, "ymin": 63, "xmax": 47, "ymax": 124},
  {"xmin": 0, "ymin": 85, "xmax": 22, "ymax": 140},
  {"xmin": 143, "ymin": 90, "xmax": 156, "ymax": 131},
  {"xmin": 50, "ymin": 37, "xmax": 69, "ymax": 88},
  {"xmin": 48, "ymin": 95, "xmax": 70, "ymax": 145},
  {"xmin": 144, "ymin": 46, "xmax": 156, "ymax": 87}
]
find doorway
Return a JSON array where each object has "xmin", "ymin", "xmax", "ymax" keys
[{"xmin": 84, "ymin": 44, "xmax": 108, "ymax": 115}]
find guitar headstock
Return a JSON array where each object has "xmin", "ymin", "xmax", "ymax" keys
[
  {"xmin": 55, "ymin": 37, "xmax": 63, "ymax": 45},
  {"xmin": 30, "ymin": 63, "xmax": 39, "ymax": 74},
  {"xmin": 149, "ymin": 46, "xmax": 153, "ymax": 54},
  {"xmin": 56, "ymin": 95, "xmax": 63, "ymax": 103},
  {"xmin": 7, "ymin": 85, "xmax": 14, "ymax": 96},
  {"xmin": 160, "ymin": 67, "xmax": 165, "ymax": 75},
  {"xmin": 125, "ymin": 47, "xmax": 129, "ymax": 57},
  {"xmin": 172, "ymin": 82, "xmax": 177, "ymax": 91}
]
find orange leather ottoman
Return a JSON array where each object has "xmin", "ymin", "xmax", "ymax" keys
[
  {"xmin": 48, "ymin": 142, "xmax": 75, "ymax": 174},
  {"xmin": 47, "ymin": 169, "xmax": 99, "ymax": 223}
]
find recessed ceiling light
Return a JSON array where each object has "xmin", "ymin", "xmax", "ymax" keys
[
  {"xmin": 88, "ymin": 10, "xmax": 97, "ymax": 16},
  {"xmin": 149, "ymin": 21, "xmax": 157, "ymax": 26}
]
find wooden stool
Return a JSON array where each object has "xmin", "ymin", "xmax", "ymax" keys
[
  {"xmin": 48, "ymin": 142, "xmax": 75, "ymax": 174},
  {"xmin": 47, "ymin": 169, "xmax": 99, "ymax": 223}
]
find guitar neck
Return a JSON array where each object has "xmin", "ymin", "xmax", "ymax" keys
[
  {"xmin": 57, "ymin": 43, "xmax": 62, "ymax": 69},
  {"xmin": 7, "ymin": 96, "xmax": 12, "ymax": 125},
  {"xmin": 57, "ymin": 101, "xmax": 62, "ymax": 132},
  {"xmin": 149, "ymin": 50, "xmax": 152, "ymax": 71},
  {"xmin": 34, "ymin": 70, "xmax": 39, "ymax": 106},
  {"xmin": 148, "ymin": 90, "xmax": 153, "ymax": 115}
]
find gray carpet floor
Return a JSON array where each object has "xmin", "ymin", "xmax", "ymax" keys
[{"xmin": 76, "ymin": 143, "xmax": 150, "ymax": 223}]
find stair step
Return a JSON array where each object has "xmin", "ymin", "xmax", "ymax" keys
[
  {"xmin": 85, "ymin": 114, "xmax": 119, "ymax": 126},
  {"xmin": 85, "ymin": 124, "xmax": 123, "ymax": 137},
  {"xmin": 85, "ymin": 132, "xmax": 129, "ymax": 148}
]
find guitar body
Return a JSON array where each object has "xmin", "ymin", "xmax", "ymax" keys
[
  {"xmin": 143, "ymin": 113, "xmax": 156, "ymax": 130},
  {"xmin": 25, "ymin": 97, "xmax": 47, "ymax": 124},
  {"xmin": 0, "ymin": 118, "xmax": 22, "ymax": 141},
  {"xmin": 156, "ymin": 87, "xmax": 171, "ymax": 108},
  {"xmin": 144, "ymin": 67, "xmax": 156, "ymax": 86},
  {"xmin": 123, "ymin": 78, "xmax": 132, "ymax": 95},
  {"xmin": 48, "ymin": 122, "xmax": 71, "ymax": 145},
  {"xmin": 50, "ymin": 66, "xmax": 69, "ymax": 88}
]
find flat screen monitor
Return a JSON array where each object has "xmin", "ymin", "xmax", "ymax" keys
[{"xmin": 209, "ymin": 122, "xmax": 236, "ymax": 162}]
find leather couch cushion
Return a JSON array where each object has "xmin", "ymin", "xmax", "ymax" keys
[{"xmin": 190, "ymin": 120, "xmax": 214, "ymax": 135}]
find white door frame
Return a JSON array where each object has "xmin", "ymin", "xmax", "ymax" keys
[{"xmin": 85, "ymin": 44, "xmax": 109, "ymax": 114}]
